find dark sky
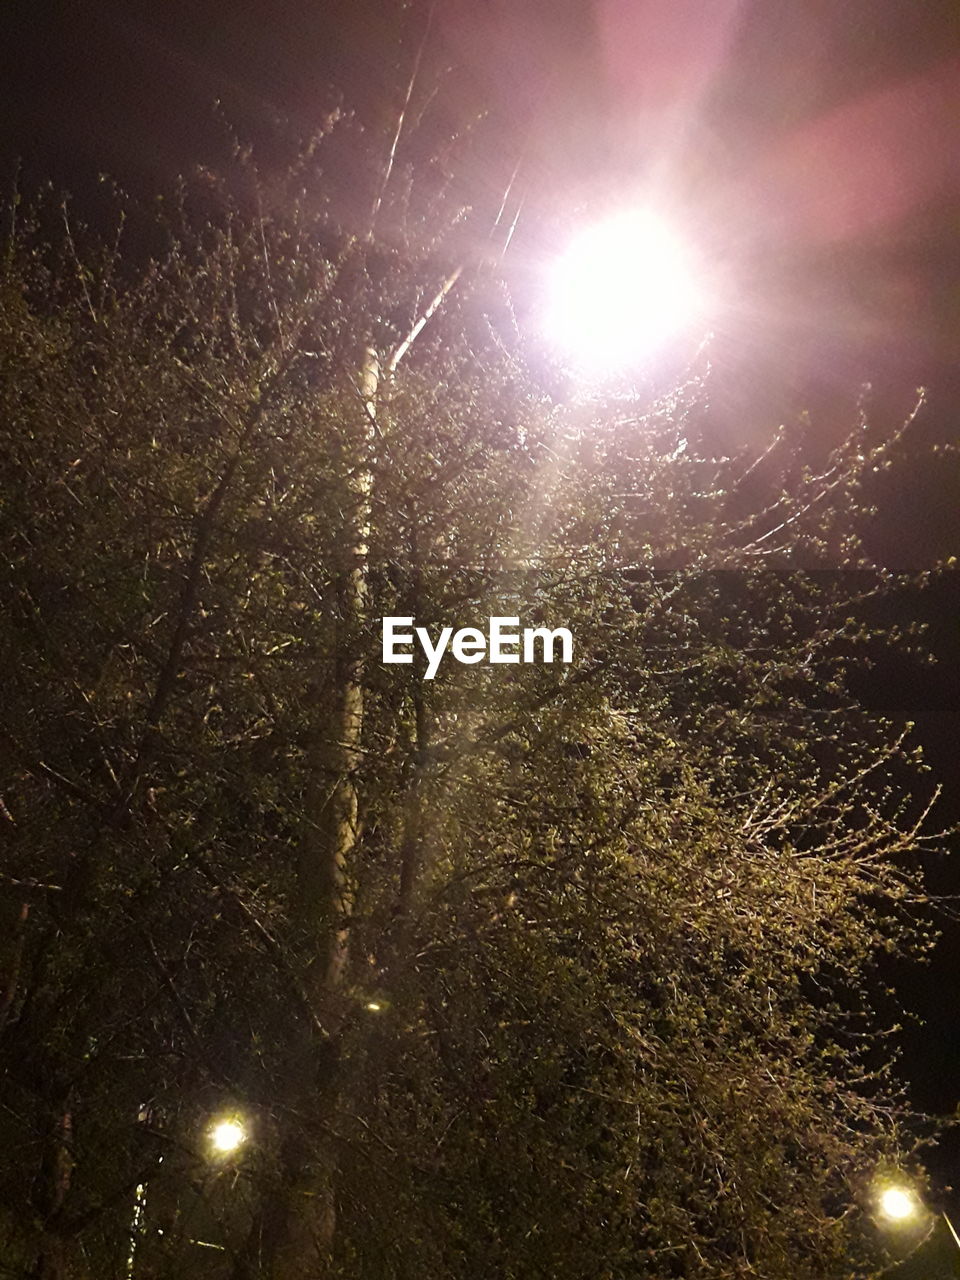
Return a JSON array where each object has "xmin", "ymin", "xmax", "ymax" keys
[
  {"xmin": 1, "ymin": 1, "xmax": 957, "ymax": 414},
  {"xmin": 2, "ymin": 1, "xmax": 957, "ymax": 509},
  {"xmin": 2, "ymin": 0, "xmax": 959, "ymax": 1195}
]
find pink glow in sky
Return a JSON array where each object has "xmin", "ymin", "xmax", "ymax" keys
[
  {"xmin": 755, "ymin": 56, "xmax": 960, "ymax": 244},
  {"xmin": 595, "ymin": 0, "xmax": 742, "ymax": 114}
]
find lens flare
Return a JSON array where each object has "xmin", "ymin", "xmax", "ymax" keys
[
  {"xmin": 879, "ymin": 1187, "xmax": 917, "ymax": 1222},
  {"xmin": 209, "ymin": 1118, "xmax": 246, "ymax": 1155},
  {"xmin": 544, "ymin": 209, "xmax": 705, "ymax": 373}
]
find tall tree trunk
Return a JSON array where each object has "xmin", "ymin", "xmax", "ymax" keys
[
  {"xmin": 0, "ymin": 899, "xmax": 29, "ymax": 1037},
  {"xmin": 280, "ymin": 346, "xmax": 380, "ymax": 1277},
  {"xmin": 396, "ymin": 546, "xmax": 430, "ymax": 929},
  {"xmin": 32, "ymin": 1103, "xmax": 73, "ymax": 1280},
  {"xmin": 298, "ymin": 345, "xmax": 378, "ymax": 985},
  {"xmin": 232, "ymin": 1122, "xmax": 338, "ymax": 1280},
  {"xmin": 278, "ymin": 233, "xmax": 461, "ymax": 1274}
]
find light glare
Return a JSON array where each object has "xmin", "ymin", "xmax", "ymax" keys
[
  {"xmin": 879, "ymin": 1187, "xmax": 916, "ymax": 1222},
  {"xmin": 209, "ymin": 1119, "xmax": 246, "ymax": 1154},
  {"xmin": 544, "ymin": 209, "xmax": 704, "ymax": 373}
]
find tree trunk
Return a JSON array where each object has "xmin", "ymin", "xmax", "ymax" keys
[
  {"xmin": 280, "ymin": 347, "xmax": 380, "ymax": 1277},
  {"xmin": 232, "ymin": 1124, "xmax": 337, "ymax": 1280},
  {"xmin": 32, "ymin": 1104, "xmax": 73, "ymax": 1280},
  {"xmin": 0, "ymin": 899, "xmax": 30, "ymax": 1037},
  {"xmin": 298, "ymin": 346, "xmax": 378, "ymax": 985}
]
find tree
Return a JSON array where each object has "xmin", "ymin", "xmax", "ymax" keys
[{"xmin": 0, "ymin": 119, "xmax": 947, "ymax": 1279}]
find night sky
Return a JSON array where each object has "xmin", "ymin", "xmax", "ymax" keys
[{"xmin": 2, "ymin": 0, "xmax": 959, "ymax": 1198}]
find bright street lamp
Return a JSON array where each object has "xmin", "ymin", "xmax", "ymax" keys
[
  {"xmin": 879, "ymin": 1186, "xmax": 920, "ymax": 1223},
  {"xmin": 873, "ymin": 1180, "xmax": 960, "ymax": 1277},
  {"xmin": 208, "ymin": 1116, "xmax": 247, "ymax": 1156},
  {"xmin": 543, "ymin": 208, "xmax": 707, "ymax": 374}
]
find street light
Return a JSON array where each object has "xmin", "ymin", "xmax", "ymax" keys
[
  {"xmin": 208, "ymin": 1116, "xmax": 247, "ymax": 1156},
  {"xmin": 872, "ymin": 1177, "xmax": 960, "ymax": 1278},
  {"xmin": 542, "ymin": 208, "xmax": 707, "ymax": 374},
  {"xmin": 879, "ymin": 1186, "xmax": 920, "ymax": 1223}
]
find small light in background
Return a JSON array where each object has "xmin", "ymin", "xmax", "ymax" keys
[
  {"xmin": 366, "ymin": 1000, "xmax": 383, "ymax": 1013},
  {"xmin": 209, "ymin": 1117, "xmax": 246, "ymax": 1156},
  {"xmin": 879, "ymin": 1185, "xmax": 919, "ymax": 1223}
]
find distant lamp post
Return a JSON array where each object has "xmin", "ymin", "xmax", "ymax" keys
[
  {"xmin": 874, "ymin": 1177, "xmax": 960, "ymax": 1279},
  {"xmin": 543, "ymin": 208, "xmax": 707, "ymax": 374},
  {"xmin": 208, "ymin": 1116, "xmax": 247, "ymax": 1157},
  {"xmin": 880, "ymin": 1186, "xmax": 921, "ymax": 1223}
]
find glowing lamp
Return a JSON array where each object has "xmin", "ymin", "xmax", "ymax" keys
[
  {"xmin": 209, "ymin": 1118, "xmax": 246, "ymax": 1155},
  {"xmin": 879, "ymin": 1186, "xmax": 918, "ymax": 1222},
  {"xmin": 544, "ymin": 209, "xmax": 705, "ymax": 373}
]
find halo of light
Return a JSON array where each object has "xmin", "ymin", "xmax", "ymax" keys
[
  {"xmin": 543, "ymin": 209, "xmax": 705, "ymax": 373},
  {"xmin": 209, "ymin": 1118, "xmax": 246, "ymax": 1155},
  {"xmin": 879, "ymin": 1186, "xmax": 917, "ymax": 1222}
]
